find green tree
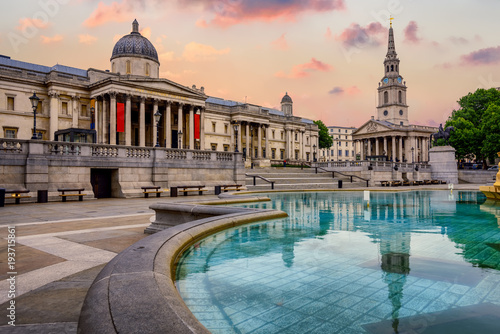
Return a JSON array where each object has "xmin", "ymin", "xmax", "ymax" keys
[
  {"xmin": 314, "ymin": 120, "xmax": 333, "ymax": 149},
  {"xmin": 445, "ymin": 88, "xmax": 500, "ymax": 167}
]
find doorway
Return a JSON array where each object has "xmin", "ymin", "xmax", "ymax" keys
[{"xmin": 91, "ymin": 169, "xmax": 113, "ymax": 198}]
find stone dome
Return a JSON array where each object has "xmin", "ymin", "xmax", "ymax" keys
[
  {"xmin": 111, "ymin": 20, "xmax": 159, "ymax": 64},
  {"xmin": 281, "ymin": 92, "xmax": 293, "ymax": 104}
]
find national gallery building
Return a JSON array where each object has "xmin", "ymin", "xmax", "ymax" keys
[{"xmin": 0, "ymin": 20, "xmax": 319, "ymax": 167}]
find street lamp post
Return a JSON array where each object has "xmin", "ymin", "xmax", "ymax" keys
[
  {"xmin": 178, "ymin": 130, "xmax": 183, "ymax": 149},
  {"xmin": 154, "ymin": 110, "xmax": 161, "ymax": 147},
  {"xmin": 232, "ymin": 121, "xmax": 239, "ymax": 153},
  {"xmin": 29, "ymin": 92, "xmax": 40, "ymax": 140}
]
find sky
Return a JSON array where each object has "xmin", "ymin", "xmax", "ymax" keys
[{"xmin": 1, "ymin": 0, "xmax": 500, "ymax": 128}]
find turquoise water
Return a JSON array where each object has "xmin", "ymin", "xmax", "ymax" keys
[{"xmin": 175, "ymin": 191, "xmax": 500, "ymax": 333}]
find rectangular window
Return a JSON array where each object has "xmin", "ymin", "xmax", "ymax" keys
[
  {"xmin": 3, "ymin": 127, "xmax": 17, "ymax": 138},
  {"xmin": 263, "ymin": 149, "xmax": 266, "ymax": 158},
  {"xmin": 345, "ymin": 150, "xmax": 349, "ymax": 157},
  {"xmin": 223, "ymin": 144, "xmax": 229, "ymax": 152},
  {"xmin": 81, "ymin": 105, "xmax": 88, "ymax": 117},
  {"xmin": 280, "ymin": 150, "xmax": 284, "ymax": 160},
  {"xmin": 272, "ymin": 149, "xmax": 276, "ymax": 159},
  {"xmin": 331, "ymin": 150, "xmax": 334, "ymax": 155},
  {"xmin": 62, "ymin": 102, "xmax": 68, "ymax": 115},
  {"xmin": 224, "ymin": 124, "xmax": 228, "ymax": 134},
  {"xmin": 295, "ymin": 151, "xmax": 299, "ymax": 160},
  {"xmin": 7, "ymin": 97, "xmax": 14, "ymax": 111},
  {"xmin": 211, "ymin": 144, "xmax": 217, "ymax": 151},
  {"xmin": 212, "ymin": 122, "xmax": 216, "ymax": 132},
  {"xmin": 254, "ymin": 148, "xmax": 258, "ymax": 158},
  {"xmin": 338, "ymin": 150, "xmax": 342, "ymax": 157}
]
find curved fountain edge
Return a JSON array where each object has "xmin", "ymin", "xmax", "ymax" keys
[{"xmin": 77, "ymin": 204, "xmax": 288, "ymax": 334}]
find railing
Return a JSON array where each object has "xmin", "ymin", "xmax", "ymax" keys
[
  {"xmin": 92, "ymin": 145, "xmax": 118, "ymax": 157},
  {"xmin": 315, "ymin": 166, "xmax": 370, "ymax": 187},
  {"xmin": 0, "ymin": 139, "xmax": 24, "ymax": 153},
  {"xmin": 47, "ymin": 143, "xmax": 81, "ymax": 155},
  {"xmin": 126, "ymin": 148, "xmax": 151, "ymax": 158},
  {"xmin": 245, "ymin": 173, "xmax": 275, "ymax": 189}
]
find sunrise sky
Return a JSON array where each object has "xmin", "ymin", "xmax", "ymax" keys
[{"xmin": 1, "ymin": 0, "xmax": 500, "ymax": 127}]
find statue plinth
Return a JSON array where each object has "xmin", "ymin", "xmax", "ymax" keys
[
  {"xmin": 480, "ymin": 152, "xmax": 500, "ymax": 200},
  {"xmin": 429, "ymin": 146, "xmax": 458, "ymax": 184}
]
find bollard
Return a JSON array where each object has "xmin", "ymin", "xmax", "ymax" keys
[
  {"xmin": 214, "ymin": 186, "xmax": 221, "ymax": 196},
  {"xmin": 37, "ymin": 190, "xmax": 48, "ymax": 203},
  {"xmin": 0, "ymin": 188, "xmax": 5, "ymax": 207},
  {"xmin": 338, "ymin": 180, "xmax": 343, "ymax": 188}
]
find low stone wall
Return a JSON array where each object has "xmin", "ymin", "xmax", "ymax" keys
[
  {"xmin": 78, "ymin": 201, "xmax": 287, "ymax": 334},
  {"xmin": 459, "ymin": 170, "xmax": 497, "ymax": 184},
  {"xmin": 0, "ymin": 139, "xmax": 244, "ymax": 200}
]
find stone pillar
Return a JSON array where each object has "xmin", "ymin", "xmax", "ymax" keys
[
  {"xmin": 125, "ymin": 95, "xmax": 132, "ymax": 146},
  {"xmin": 298, "ymin": 130, "xmax": 302, "ymax": 160},
  {"xmin": 375, "ymin": 137, "xmax": 380, "ymax": 156},
  {"xmin": 230, "ymin": 121, "xmax": 235, "ymax": 152},
  {"xmin": 367, "ymin": 139, "xmax": 372, "ymax": 157},
  {"xmin": 238, "ymin": 122, "xmax": 243, "ymax": 154},
  {"xmin": 200, "ymin": 107, "xmax": 205, "ymax": 150},
  {"xmin": 361, "ymin": 140, "xmax": 365, "ymax": 160},
  {"xmin": 257, "ymin": 124, "xmax": 262, "ymax": 158},
  {"xmin": 189, "ymin": 105, "xmax": 194, "ymax": 150},
  {"xmin": 429, "ymin": 146, "xmax": 459, "ymax": 184},
  {"xmin": 103, "ymin": 96, "xmax": 108, "ymax": 144},
  {"xmin": 383, "ymin": 137, "xmax": 388, "ymax": 156},
  {"xmin": 109, "ymin": 92, "xmax": 117, "ymax": 145},
  {"xmin": 153, "ymin": 99, "xmax": 159, "ymax": 147},
  {"xmin": 139, "ymin": 97, "xmax": 146, "ymax": 147},
  {"xmin": 71, "ymin": 95, "xmax": 79, "ymax": 129},
  {"xmin": 178, "ymin": 103, "xmax": 183, "ymax": 149},
  {"xmin": 398, "ymin": 136, "xmax": 403, "ymax": 162},
  {"xmin": 96, "ymin": 97, "xmax": 103, "ymax": 144},
  {"xmin": 246, "ymin": 123, "xmax": 250, "ymax": 159},
  {"xmin": 422, "ymin": 137, "xmax": 427, "ymax": 162},
  {"xmin": 48, "ymin": 91, "xmax": 59, "ymax": 141},
  {"xmin": 165, "ymin": 102, "xmax": 171, "ymax": 148},
  {"xmin": 285, "ymin": 129, "xmax": 290, "ymax": 160},
  {"xmin": 392, "ymin": 136, "xmax": 396, "ymax": 161}
]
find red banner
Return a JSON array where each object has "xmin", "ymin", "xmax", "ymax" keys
[
  {"xmin": 117, "ymin": 102, "xmax": 125, "ymax": 133},
  {"xmin": 194, "ymin": 114, "xmax": 200, "ymax": 139}
]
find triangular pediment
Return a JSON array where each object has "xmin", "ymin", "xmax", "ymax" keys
[
  {"xmin": 120, "ymin": 78, "xmax": 206, "ymax": 100},
  {"xmin": 353, "ymin": 120, "xmax": 394, "ymax": 135}
]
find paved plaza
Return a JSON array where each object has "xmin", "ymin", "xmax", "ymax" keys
[{"xmin": 0, "ymin": 185, "xmax": 482, "ymax": 333}]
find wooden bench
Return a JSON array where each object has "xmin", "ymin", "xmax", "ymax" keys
[
  {"xmin": 57, "ymin": 188, "xmax": 86, "ymax": 202},
  {"xmin": 5, "ymin": 190, "xmax": 31, "ymax": 204},
  {"xmin": 176, "ymin": 185, "xmax": 208, "ymax": 196},
  {"xmin": 390, "ymin": 181, "xmax": 402, "ymax": 187},
  {"xmin": 220, "ymin": 184, "xmax": 247, "ymax": 192},
  {"xmin": 141, "ymin": 186, "xmax": 163, "ymax": 198},
  {"xmin": 380, "ymin": 181, "xmax": 389, "ymax": 187}
]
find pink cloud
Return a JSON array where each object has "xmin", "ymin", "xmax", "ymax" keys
[
  {"xmin": 325, "ymin": 27, "xmax": 332, "ymax": 40},
  {"xmin": 335, "ymin": 22, "xmax": 386, "ymax": 48},
  {"xmin": 186, "ymin": 0, "xmax": 345, "ymax": 28},
  {"xmin": 404, "ymin": 21, "xmax": 421, "ymax": 44},
  {"xmin": 78, "ymin": 34, "xmax": 97, "ymax": 45},
  {"xmin": 276, "ymin": 58, "xmax": 333, "ymax": 78},
  {"xmin": 16, "ymin": 18, "xmax": 50, "ymax": 31},
  {"xmin": 83, "ymin": 1, "xmax": 134, "ymax": 27},
  {"xmin": 41, "ymin": 34, "xmax": 63, "ymax": 44},
  {"xmin": 460, "ymin": 46, "xmax": 500, "ymax": 66},
  {"xmin": 272, "ymin": 33, "xmax": 288, "ymax": 50},
  {"xmin": 182, "ymin": 42, "xmax": 230, "ymax": 62}
]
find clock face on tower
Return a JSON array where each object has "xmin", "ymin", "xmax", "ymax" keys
[
  {"xmin": 383, "ymin": 78, "xmax": 389, "ymax": 84},
  {"xmin": 397, "ymin": 77, "xmax": 402, "ymax": 83}
]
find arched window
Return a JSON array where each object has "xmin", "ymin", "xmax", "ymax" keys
[
  {"xmin": 398, "ymin": 91, "xmax": 402, "ymax": 103},
  {"xmin": 145, "ymin": 63, "xmax": 150, "ymax": 76},
  {"xmin": 386, "ymin": 65, "xmax": 389, "ymax": 73},
  {"xmin": 126, "ymin": 60, "xmax": 131, "ymax": 74},
  {"xmin": 391, "ymin": 65, "xmax": 394, "ymax": 71},
  {"xmin": 384, "ymin": 91, "xmax": 388, "ymax": 104}
]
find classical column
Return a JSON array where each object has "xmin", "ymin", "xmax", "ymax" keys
[
  {"xmin": 398, "ymin": 136, "xmax": 403, "ymax": 162},
  {"xmin": 165, "ymin": 101, "xmax": 172, "ymax": 148},
  {"xmin": 200, "ymin": 107, "xmax": 205, "ymax": 150},
  {"xmin": 246, "ymin": 123, "xmax": 250, "ymax": 158},
  {"xmin": 177, "ymin": 103, "xmax": 183, "ymax": 148},
  {"xmin": 257, "ymin": 124, "xmax": 262, "ymax": 158},
  {"xmin": 360, "ymin": 140, "xmax": 365, "ymax": 160},
  {"xmin": 96, "ymin": 96, "xmax": 103, "ymax": 144},
  {"xmin": 298, "ymin": 130, "xmax": 302, "ymax": 160},
  {"xmin": 383, "ymin": 137, "xmax": 388, "ymax": 156},
  {"xmin": 367, "ymin": 139, "xmax": 372, "ymax": 157},
  {"xmin": 139, "ymin": 96, "xmax": 146, "ymax": 147},
  {"xmin": 71, "ymin": 95, "xmax": 79, "ymax": 129},
  {"xmin": 285, "ymin": 129, "xmax": 290, "ymax": 160},
  {"xmin": 189, "ymin": 105, "xmax": 194, "ymax": 150},
  {"xmin": 392, "ymin": 136, "xmax": 396, "ymax": 161},
  {"xmin": 375, "ymin": 137, "xmax": 380, "ymax": 156},
  {"xmin": 230, "ymin": 121, "xmax": 235, "ymax": 151},
  {"xmin": 264, "ymin": 125, "xmax": 269, "ymax": 158},
  {"xmin": 422, "ymin": 137, "xmax": 427, "ymax": 162},
  {"xmin": 301, "ymin": 131, "xmax": 305, "ymax": 160},
  {"xmin": 102, "ymin": 96, "xmax": 108, "ymax": 144},
  {"xmin": 109, "ymin": 92, "xmax": 117, "ymax": 145},
  {"xmin": 48, "ymin": 91, "xmax": 59, "ymax": 141},
  {"xmin": 125, "ymin": 95, "xmax": 132, "ymax": 146}
]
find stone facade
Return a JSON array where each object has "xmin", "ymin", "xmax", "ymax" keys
[
  {"xmin": 0, "ymin": 21, "xmax": 318, "ymax": 169},
  {"xmin": 320, "ymin": 126, "xmax": 357, "ymax": 162}
]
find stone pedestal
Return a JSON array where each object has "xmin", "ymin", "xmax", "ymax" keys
[{"xmin": 429, "ymin": 146, "xmax": 458, "ymax": 184}]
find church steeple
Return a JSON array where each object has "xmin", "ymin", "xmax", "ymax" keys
[{"xmin": 376, "ymin": 20, "xmax": 409, "ymax": 125}]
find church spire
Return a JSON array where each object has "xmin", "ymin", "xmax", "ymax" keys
[{"xmin": 386, "ymin": 19, "xmax": 397, "ymax": 59}]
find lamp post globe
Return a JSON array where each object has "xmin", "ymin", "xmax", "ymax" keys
[{"xmin": 29, "ymin": 92, "xmax": 40, "ymax": 140}]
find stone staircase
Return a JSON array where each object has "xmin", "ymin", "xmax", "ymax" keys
[{"xmin": 244, "ymin": 167, "xmax": 368, "ymax": 191}]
